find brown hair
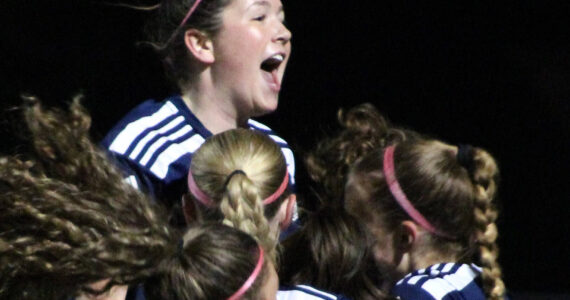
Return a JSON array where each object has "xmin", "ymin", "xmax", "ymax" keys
[
  {"xmin": 144, "ymin": 0, "xmax": 232, "ymax": 88},
  {"xmin": 345, "ymin": 140, "xmax": 506, "ymax": 299},
  {"xmin": 305, "ymin": 103, "xmax": 415, "ymax": 205},
  {"xmin": 280, "ymin": 206, "xmax": 391, "ymax": 300},
  {"xmin": 0, "ymin": 96, "xmax": 268, "ymax": 300},
  {"xmin": 144, "ymin": 223, "xmax": 268, "ymax": 300},
  {"xmin": 188, "ymin": 128, "xmax": 291, "ymax": 262}
]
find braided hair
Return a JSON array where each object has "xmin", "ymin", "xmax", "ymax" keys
[{"xmin": 345, "ymin": 139, "xmax": 506, "ymax": 299}]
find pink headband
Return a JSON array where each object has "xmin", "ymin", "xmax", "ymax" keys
[
  {"xmin": 188, "ymin": 170, "xmax": 289, "ymax": 207},
  {"xmin": 227, "ymin": 245, "xmax": 265, "ymax": 300},
  {"xmin": 166, "ymin": 0, "xmax": 204, "ymax": 44},
  {"xmin": 383, "ymin": 145, "xmax": 452, "ymax": 238}
]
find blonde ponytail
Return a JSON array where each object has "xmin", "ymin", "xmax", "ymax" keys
[{"xmin": 220, "ymin": 173, "xmax": 277, "ymax": 261}]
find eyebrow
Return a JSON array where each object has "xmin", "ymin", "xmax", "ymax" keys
[{"xmin": 248, "ymin": 0, "xmax": 284, "ymax": 13}]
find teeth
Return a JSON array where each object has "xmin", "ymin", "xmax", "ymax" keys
[
  {"xmin": 261, "ymin": 54, "xmax": 285, "ymax": 72},
  {"xmin": 271, "ymin": 54, "xmax": 284, "ymax": 62}
]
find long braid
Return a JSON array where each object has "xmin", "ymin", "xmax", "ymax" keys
[
  {"xmin": 220, "ymin": 173, "xmax": 276, "ymax": 262},
  {"xmin": 470, "ymin": 148, "xmax": 505, "ymax": 300}
]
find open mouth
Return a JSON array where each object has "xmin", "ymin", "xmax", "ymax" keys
[
  {"xmin": 260, "ymin": 54, "xmax": 285, "ymax": 92},
  {"xmin": 260, "ymin": 54, "xmax": 285, "ymax": 73}
]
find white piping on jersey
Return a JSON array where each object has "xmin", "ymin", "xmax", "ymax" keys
[
  {"xmin": 149, "ymin": 134, "xmax": 206, "ymax": 179},
  {"xmin": 248, "ymin": 119, "xmax": 271, "ymax": 131},
  {"xmin": 109, "ymin": 101, "xmax": 179, "ymax": 155},
  {"xmin": 129, "ymin": 116, "xmax": 185, "ymax": 160},
  {"xmin": 269, "ymin": 134, "xmax": 287, "ymax": 145},
  {"xmin": 140, "ymin": 125, "xmax": 192, "ymax": 166},
  {"xmin": 441, "ymin": 262, "xmax": 454, "ymax": 273},
  {"xmin": 277, "ymin": 285, "xmax": 338, "ymax": 300},
  {"xmin": 398, "ymin": 264, "xmax": 480, "ymax": 300},
  {"xmin": 125, "ymin": 175, "xmax": 139, "ymax": 189},
  {"xmin": 282, "ymin": 148, "xmax": 296, "ymax": 184},
  {"xmin": 440, "ymin": 265, "xmax": 479, "ymax": 294}
]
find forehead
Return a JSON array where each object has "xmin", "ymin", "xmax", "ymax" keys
[{"xmin": 227, "ymin": 0, "xmax": 284, "ymax": 12}]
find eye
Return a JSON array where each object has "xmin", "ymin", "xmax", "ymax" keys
[{"xmin": 253, "ymin": 15, "xmax": 266, "ymax": 21}]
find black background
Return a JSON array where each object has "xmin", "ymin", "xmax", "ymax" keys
[{"xmin": 2, "ymin": 0, "xmax": 569, "ymax": 296}]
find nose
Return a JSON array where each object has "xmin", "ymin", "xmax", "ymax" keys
[{"xmin": 274, "ymin": 21, "xmax": 292, "ymax": 45}]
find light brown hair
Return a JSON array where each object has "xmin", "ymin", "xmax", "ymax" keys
[{"xmin": 346, "ymin": 140, "xmax": 506, "ymax": 299}]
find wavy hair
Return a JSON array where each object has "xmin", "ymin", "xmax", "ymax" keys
[{"xmin": 0, "ymin": 96, "xmax": 269, "ymax": 300}]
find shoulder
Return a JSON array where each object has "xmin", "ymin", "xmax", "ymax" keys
[
  {"xmin": 248, "ymin": 119, "xmax": 296, "ymax": 182},
  {"xmin": 101, "ymin": 96, "xmax": 207, "ymax": 181},
  {"xmin": 248, "ymin": 119, "xmax": 290, "ymax": 147},
  {"xmin": 277, "ymin": 285, "xmax": 350, "ymax": 300},
  {"xmin": 392, "ymin": 263, "xmax": 485, "ymax": 300}
]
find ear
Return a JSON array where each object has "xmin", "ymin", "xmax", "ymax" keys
[
  {"xmin": 181, "ymin": 194, "xmax": 198, "ymax": 225},
  {"xmin": 279, "ymin": 194, "xmax": 297, "ymax": 231},
  {"xmin": 398, "ymin": 220, "xmax": 418, "ymax": 253},
  {"xmin": 184, "ymin": 29, "xmax": 215, "ymax": 64}
]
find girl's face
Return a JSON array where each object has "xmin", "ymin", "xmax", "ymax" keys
[{"xmin": 211, "ymin": 0, "xmax": 292, "ymax": 119}]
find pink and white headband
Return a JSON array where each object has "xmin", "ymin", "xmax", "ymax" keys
[
  {"xmin": 227, "ymin": 244, "xmax": 265, "ymax": 300},
  {"xmin": 383, "ymin": 145, "xmax": 452, "ymax": 238},
  {"xmin": 188, "ymin": 169, "xmax": 290, "ymax": 207}
]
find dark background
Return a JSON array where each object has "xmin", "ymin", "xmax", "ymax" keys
[{"xmin": 2, "ymin": 0, "xmax": 569, "ymax": 296}]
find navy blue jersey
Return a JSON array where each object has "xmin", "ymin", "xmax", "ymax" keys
[
  {"xmin": 277, "ymin": 285, "xmax": 350, "ymax": 300},
  {"xmin": 101, "ymin": 95, "xmax": 296, "ymax": 209},
  {"xmin": 125, "ymin": 284, "xmax": 349, "ymax": 300},
  {"xmin": 392, "ymin": 263, "xmax": 485, "ymax": 300}
]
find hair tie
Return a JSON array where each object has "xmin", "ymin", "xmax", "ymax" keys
[
  {"xmin": 227, "ymin": 245, "xmax": 265, "ymax": 300},
  {"xmin": 457, "ymin": 144, "xmax": 475, "ymax": 173},
  {"xmin": 383, "ymin": 145, "xmax": 453, "ymax": 238},
  {"xmin": 224, "ymin": 170, "xmax": 247, "ymax": 188}
]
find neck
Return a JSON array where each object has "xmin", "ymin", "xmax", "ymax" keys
[
  {"xmin": 181, "ymin": 79, "xmax": 248, "ymax": 134},
  {"xmin": 407, "ymin": 246, "xmax": 461, "ymax": 272}
]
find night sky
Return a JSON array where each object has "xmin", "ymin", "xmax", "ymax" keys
[{"xmin": 2, "ymin": 0, "xmax": 569, "ymax": 295}]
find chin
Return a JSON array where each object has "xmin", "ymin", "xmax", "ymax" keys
[{"xmin": 252, "ymin": 100, "xmax": 279, "ymax": 117}]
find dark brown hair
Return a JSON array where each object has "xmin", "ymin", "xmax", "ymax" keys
[
  {"xmin": 145, "ymin": 0, "xmax": 232, "ymax": 88},
  {"xmin": 280, "ymin": 206, "xmax": 390, "ymax": 300}
]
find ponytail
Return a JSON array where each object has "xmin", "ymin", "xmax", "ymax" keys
[{"xmin": 220, "ymin": 172, "xmax": 276, "ymax": 261}]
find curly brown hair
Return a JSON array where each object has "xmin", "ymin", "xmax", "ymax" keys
[
  {"xmin": 0, "ymin": 96, "xmax": 269, "ymax": 300},
  {"xmin": 305, "ymin": 103, "xmax": 416, "ymax": 206}
]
